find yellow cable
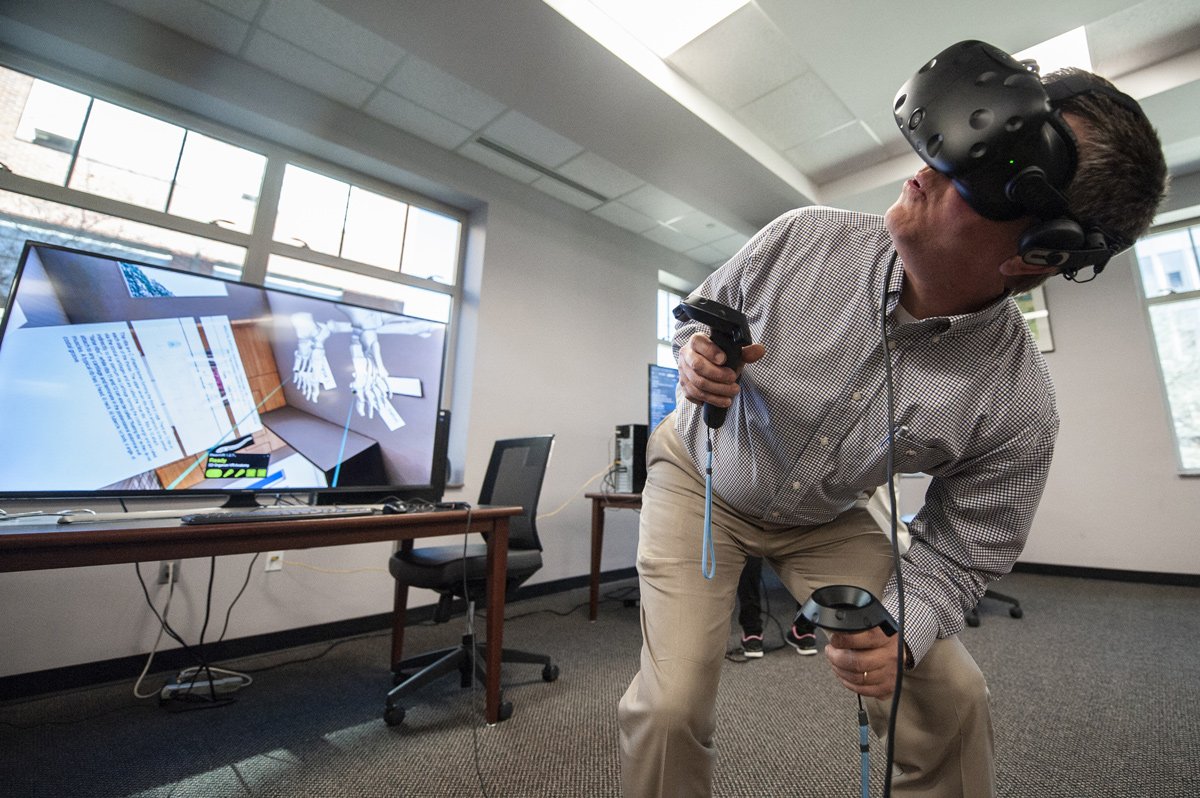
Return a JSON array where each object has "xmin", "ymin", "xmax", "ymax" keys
[
  {"xmin": 280, "ymin": 561, "xmax": 389, "ymax": 574},
  {"xmin": 536, "ymin": 461, "xmax": 617, "ymax": 520}
]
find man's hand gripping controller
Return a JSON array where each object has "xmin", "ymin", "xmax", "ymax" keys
[{"xmin": 673, "ymin": 296, "xmax": 754, "ymax": 429}]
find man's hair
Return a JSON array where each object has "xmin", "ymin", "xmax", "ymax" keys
[{"xmin": 1007, "ymin": 67, "xmax": 1169, "ymax": 294}]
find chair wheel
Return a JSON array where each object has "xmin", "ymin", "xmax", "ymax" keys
[
  {"xmin": 1010, "ymin": 607, "xmax": 1024, "ymax": 619},
  {"xmin": 965, "ymin": 611, "xmax": 980, "ymax": 628},
  {"xmin": 498, "ymin": 701, "xmax": 514, "ymax": 722},
  {"xmin": 542, "ymin": 664, "xmax": 560, "ymax": 682},
  {"xmin": 384, "ymin": 705, "xmax": 406, "ymax": 726}
]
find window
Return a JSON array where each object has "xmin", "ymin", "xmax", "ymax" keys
[
  {"xmin": 273, "ymin": 164, "xmax": 460, "ymax": 284},
  {"xmin": 0, "ymin": 64, "xmax": 466, "ymax": 360},
  {"xmin": 656, "ymin": 288, "xmax": 682, "ymax": 367},
  {"xmin": 1134, "ymin": 223, "xmax": 1200, "ymax": 472}
]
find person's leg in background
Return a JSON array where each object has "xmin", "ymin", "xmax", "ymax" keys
[
  {"xmin": 764, "ymin": 510, "xmax": 996, "ymax": 798},
  {"xmin": 736, "ymin": 556, "xmax": 765, "ymax": 657}
]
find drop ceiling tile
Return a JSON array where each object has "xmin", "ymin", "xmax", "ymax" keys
[
  {"xmin": 666, "ymin": 211, "xmax": 737, "ymax": 245},
  {"xmin": 457, "ymin": 140, "xmax": 542, "ymax": 184},
  {"xmin": 785, "ymin": 121, "xmax": 888, "ymax": 183},
  {"xmin": 684, "ymin": 243, "xmax": 728, "ymax": 266},
  {"xmin": 619, "ymin": 185, "xmax": 694, "ymax": 222},
  {"xmin": 258, "ymin": 0, "xmax": 405, "ymax": 82},
  {"xmin": 557, "ymin": 151, "xmax": 644, "ymax": 200},
  {"xmin": 1089, "ymin": 0, "xmax": 1200, "ymax": 77},
  {"xmin": 643, "ymin": 224, "xmax": 702, "ymax": 253},
  {"xmin": 107, "ymin": 0, "xmax": 250, "ymax": 55},
  {"xmin": 666, "ymin": 3, "xmax": 809, "ymax": 110},
  {"xmin": 532, "ymin": 177, "xmax": 604, "ymax": 210},
  {"xmin": 386, "ymin": 55, "xmax": 507, "ymax": 131},
  {"xmin": 736, "ymin": 71, "xmax": 855, "ymax": 151},
  {"xmin": 710, "ymin": 232, "xmax": 753, "ymax": 259},
  {"xmin": 244, "ymin": 30, "xmax": 376, "ymax": 107},
  {"xmin": 365, "ymin": 91, "xmax": 473, "ymax": 150},
  {"xmin": 591, "ymin": 201, "xmax": 657, "ymax": 234},
  {"xmin": 204, "ymin": 0, "xmax": 262, "ymax": 23},
  {"xmin": 480, "ymin": 110, "xmax": 583, "ymax": 169}
]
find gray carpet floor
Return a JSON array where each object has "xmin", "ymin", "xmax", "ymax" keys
[{"xmin": 1, "ymin": 571, "xmax": 1198, "ymax": 797}]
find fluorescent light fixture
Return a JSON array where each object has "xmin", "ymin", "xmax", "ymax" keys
[
  {"xmin": 588, "ymin": 0, "xmax": 748, "ymax": 57},
  {"xmin": 1014, "ymin": 26, "xmax": 1092, "ymax": 75}
]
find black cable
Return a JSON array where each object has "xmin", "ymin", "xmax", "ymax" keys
[
  {"xmin": 880, "ymin": 249, "xmax": 906, "ymax": 798},
  {"xmin": 133, "ymin": 563, "xmax": 207, "ymax": 668},
  {"xmin": 239, "ymin": 631, "xmax": 389, "ymax": 674},
  {"xmin": 209, "ymin": 553, "xmax": 260, "ymax": 662}
]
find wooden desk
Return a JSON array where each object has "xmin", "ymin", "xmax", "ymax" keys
[
  {"xmin": 0, "ymin": 506, "xmax": 521, "ymax": 724},
  {"xmin": 585, "ymin": 492, "xmax": 642, "ymax": 620}
]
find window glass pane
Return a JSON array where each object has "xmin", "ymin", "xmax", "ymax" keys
[
  {"xmin": 341, "ymin": 186, "xmax": 407, "ymax": 270},
  {"xmin": 67, "ymin": 101, "xmax": 185, "ymax": 211},
  {"xmin": 1, "ymin": 71, "xmax": 89, "ymax": 185},
  {"xmin": 0, "ymin": 189, "xmax": 246, "ymax": 313},
  {"xmin": 266, "ymin": 255, "xmax": 452, "ymax": 323},
  {"xmin": 1135, "ymin": 228, "xmax": 1200, "ymax": 298},
  {"xmin": 1147, "ymin": 296, "xmax": 1200, "ymax": 470},
  {"xmin": 273, "ymin": 165, "xmax": 348, "ymax": 255},
  {"xmin": 168, "ymin": 131, "xmax": 266, "ymax": 234},
  {"xmin": 657, "ymin": 342, "xmax": 676, "ymax": 368},
  {"xmin": 657, "ymin": 288, "xmax": 681, "ymax": 342},
  {"xmin": 400, "ymin": 206, "xmax": 460, "ymax": 285}
]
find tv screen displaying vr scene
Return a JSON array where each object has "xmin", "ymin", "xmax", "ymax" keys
[{"xmin": 0, "ymin": 242, "xmax": 448, "ymax": 502}]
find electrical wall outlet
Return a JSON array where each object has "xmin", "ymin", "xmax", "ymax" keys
[
  {"xmin": 157, "ymin": 560, "xmax": 181, "ymax": 585},
  {"xmin": 265, "ymin": 551, "xmax": 284, "ymax": 572}
]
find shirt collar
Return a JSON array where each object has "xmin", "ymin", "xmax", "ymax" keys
[{"xmin": 887, "ymin": 260, "xmax": 1014, "ymax": 336}]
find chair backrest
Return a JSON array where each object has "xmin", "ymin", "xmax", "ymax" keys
[{"xmin": 476, "ymin": 435, "xmax": 554, "ymax": 552}]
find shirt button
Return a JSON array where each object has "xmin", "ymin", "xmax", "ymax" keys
[
  {"xmin": 851, "ymin": 391, "xmax": 863, "ymax": 401},
  {"xmin": 772, "ymin": 511, "xmax": 781, "ymax": 518},
  {"xmin": 820, "ymin": 437, "xmax": 830, "ymax": 446},
  {"xmin": 887, "ymin": 339, "xmax": 897, "ymax": 351},
  {"xmin": 906, "ymin": 450, "xmax": 917, "ymax": 457},
  {"xmin": 931, "ymin": 335, "xmax": 941, "ymax": 344},
  {"xmin": 793, "ymin": 481, "xmax": 801, "ymax": 490}
]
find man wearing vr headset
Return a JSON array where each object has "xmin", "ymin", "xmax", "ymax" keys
[{"xmin": 618, "ymin": 42, "xmax": 1167, "ymax": 798}]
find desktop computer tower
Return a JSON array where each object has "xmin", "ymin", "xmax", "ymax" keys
[{"xmin": 614, "ymin": 424, "xmax": 647, "ymax": 494}]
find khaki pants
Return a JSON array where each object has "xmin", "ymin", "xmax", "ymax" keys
[{"xmin": 617, "ymin": 419, "xmax": 995, "ymax": 798}]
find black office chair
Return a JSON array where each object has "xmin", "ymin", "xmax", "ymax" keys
[
  {"xmin": 384, "ymin": 435, "xmax": 559, "ymax": 726},
  {"xmin": 965, "ymin": 589, "xmax": 1024, "ymax": 627}
]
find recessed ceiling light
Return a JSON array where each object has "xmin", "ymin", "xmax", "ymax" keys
[
  {"xmin": 588, "ymin": 0, "xmax": 748, "ymax": 57},
  {"xmin": 1014, "ymin": 26, "xmax": 1092, "ymax": 76}
]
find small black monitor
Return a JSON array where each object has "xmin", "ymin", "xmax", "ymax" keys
[{"xmin": 648, "ymin": 363, "xmax": 678, "ymax": 433}]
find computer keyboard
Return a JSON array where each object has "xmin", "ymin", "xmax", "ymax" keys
[{"xmin": 180, "ymin": 506, "xmax": 378, "ymax": 525}]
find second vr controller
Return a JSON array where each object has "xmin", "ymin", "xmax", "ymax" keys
[{"xmin": 673, "ymin": 296, "xmax": 754, "ymax": 429}]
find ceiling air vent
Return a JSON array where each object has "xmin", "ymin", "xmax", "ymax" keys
[{"xmin": 473, "ymin": 137, "xmax": 608, "ymax": 203}]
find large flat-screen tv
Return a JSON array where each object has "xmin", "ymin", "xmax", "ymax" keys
[{"xmin": 0, "ymin": 242, "xmax": 450, "ymax": 507}]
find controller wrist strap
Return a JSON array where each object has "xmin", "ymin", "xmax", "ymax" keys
[{"xmin": 702, "ymin": 428, "xmax": 715, "ymax": 579}]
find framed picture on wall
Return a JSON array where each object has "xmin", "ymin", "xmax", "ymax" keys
[{"xmin": 1014, "ymin": 286, "xmax": 1054, "ymax": 352}]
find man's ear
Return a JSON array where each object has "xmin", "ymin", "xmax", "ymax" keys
[{"xmin": 999, "ymin": 253, "xmax": 1059, "ymax": 277}]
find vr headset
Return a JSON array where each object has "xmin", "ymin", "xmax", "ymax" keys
[{"xmin": 893, "ymin": 40, "xmax": 1144, "ymax": 280}]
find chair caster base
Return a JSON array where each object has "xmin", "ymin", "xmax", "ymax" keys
[{"xmin": 383, "ymin": 705, "xmax": 406, "ymax": 726}]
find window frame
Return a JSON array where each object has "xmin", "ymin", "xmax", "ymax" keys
[{"xmin": 1134, "ymin": 215, "xmax": 1200, "ymax": 476}]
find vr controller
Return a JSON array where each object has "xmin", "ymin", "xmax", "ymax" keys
[
  {"xmin": 800, "ymin": 585, "xmax": 898, "ymax": 636},
  {"xmin": 672, "ymin": 296, "xmax": 753, "ymax": 429}
]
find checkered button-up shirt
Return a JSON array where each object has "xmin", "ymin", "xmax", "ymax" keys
[{"xmin": 674, "ymin": 206, "xmax": 1059, "ymax": 663}]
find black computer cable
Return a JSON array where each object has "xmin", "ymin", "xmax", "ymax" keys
[{"xmin": 879, "ymin": 249, "xmax": 906, "ymax": 798}]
